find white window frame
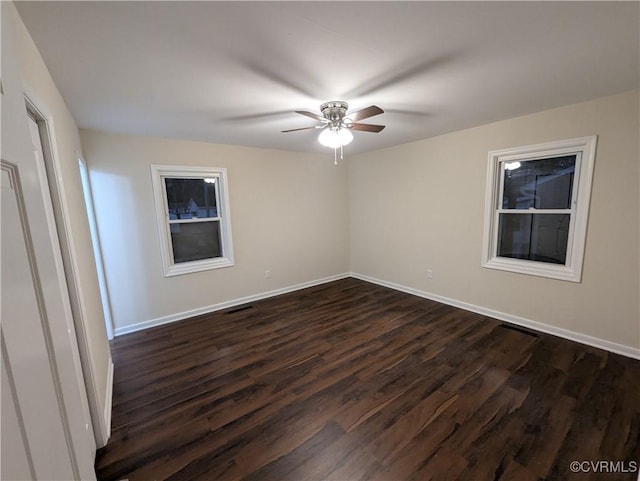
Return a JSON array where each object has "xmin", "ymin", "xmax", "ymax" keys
[
  {"xmin": 151, "ymin": 164, "xmax": 234, "ymax": 277},
  {"xmin": 482, "ymin": 136, "xmax": 597, "ymax": 282}
]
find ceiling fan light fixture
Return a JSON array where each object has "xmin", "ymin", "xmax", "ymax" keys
[
  {"xmin": 318, "ymin": 126, "xmax": 353, "ymax": 148},
  {"xmin": 338, "ymin": 128, "xmax": 353, "ymax": 146}
]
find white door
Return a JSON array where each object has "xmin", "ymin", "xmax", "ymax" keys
[
  {"xmin": 0, "ymin": 124, "xmax": 96, "ymax": 479},
  {"xmin": 0, "ymin": 11, "xmax": 97, "ymax": 475},
  {"xmin": 1, "ymin": 160, "xmax": 79, "ymax": 479}
]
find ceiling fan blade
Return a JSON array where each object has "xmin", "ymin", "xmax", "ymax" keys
[
  {"xmin": 281, "ymin": 125, "xmax": 323, "ymax": 133},
  {"xmin": 351, "ymin": 123, "xmax": 385, "ymax": 133},
  {"xmin": 348, "ymin": 105, "xmax": 384, "ymax": 122},
  {"xmin": 295, "ymin": 110, "xmax": 327, "ymax": 122}
]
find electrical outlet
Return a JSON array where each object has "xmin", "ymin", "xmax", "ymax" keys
[
  {"xmin": 426, "ymin": 269, "xmax": 433, "ymax": 279},
  {"xmin": 265, "ymin": 270, "xmax": 271, "ymax": 279}
]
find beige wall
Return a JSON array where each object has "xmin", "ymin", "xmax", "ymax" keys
[
  {"xmin": 11, "ymin": 4, "xmax": 112, "ymax": 445},
  {"xmin": 83, "ymin": 92, "xmax": 638, "ymax": 355},
  {"xmin": 80, "ymin": 130, "xmax": 350, "ymax": 332},
  {"xmin": 349, "ymin": 90, "xmax": 639, "ymax": 352}
]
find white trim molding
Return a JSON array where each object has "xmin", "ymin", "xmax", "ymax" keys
[
  {"xmin": 114, "ymin": 273, "xmax": 350, "ymax": 336},
  {"xmin": 23, "ymin": 96, "xmax": 106, "ymax": 454},
  {"xmin": 113, "ymin": 270, "xmax": 639, "ymax": 360},
  {"xmin": 350, "ymin": 272, "xmax": 640, "ymax": 360},
  {"xmin": 99, "ymin": 358, "xmax": 114, "ymax": 448}
]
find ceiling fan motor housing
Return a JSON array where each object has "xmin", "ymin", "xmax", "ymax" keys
[
  {"xmin": 321, "ymin": 101, "xmax": 349, "ymax": 122},
  {"xmin": 282, "ymin": 102, "xmax": 384, "ymax": 135}
]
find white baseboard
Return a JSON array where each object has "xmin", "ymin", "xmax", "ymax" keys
[
  {"xmin": 350, "ymin": 272, "xmax": 640, "ymax": 360},
  {"xmin": 99, "ymin": 357, "xmax": 113, "ymax": 448},
  {"xmin": 112, "ymin": 270, "xmax": 639, "ymax": 360},
  {"xmin": 114, "ymin": 273, "xmax": 351, "ymax": 337}
]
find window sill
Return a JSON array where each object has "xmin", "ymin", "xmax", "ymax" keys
[
  {"xmin": 482, "ymin": 256, "xmax": 580, "ymax": 282},
  {"xmin": 164, "ymin": 257, "xmax": 234, "ymax": 277}
]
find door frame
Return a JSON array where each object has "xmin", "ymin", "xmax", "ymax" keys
[{"xmin": 25, "ymin": 94, "xmax": 111, "ymax": 446}]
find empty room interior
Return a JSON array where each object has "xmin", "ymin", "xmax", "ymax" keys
[{"xmin": 2, "ymin": 1, "xmax": 640, "ymax": 480}]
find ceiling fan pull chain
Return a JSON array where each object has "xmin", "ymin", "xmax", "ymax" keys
[
  {"xmin": 340, "ymin": 144, "xmax": 344, "ymax": 162},
  {"xmin": 334, "ymin": 147, "xmax": 338, "ymax": 165}
]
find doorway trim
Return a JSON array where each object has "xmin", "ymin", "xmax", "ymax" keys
[{"xmin": 25, "ymin": 94, "xmax": 111, "ymax": 447}]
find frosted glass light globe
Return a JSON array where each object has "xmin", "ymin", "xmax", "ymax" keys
[{"xmin": 318, "ymin": 127, "xmax": 353, "ymax": 148}]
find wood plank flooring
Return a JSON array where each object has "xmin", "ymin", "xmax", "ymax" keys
[{"xmin": 95, "ymin": 278, "xmax": 640, "ymax": 481}]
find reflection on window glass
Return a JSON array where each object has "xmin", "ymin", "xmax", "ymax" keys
[
  {"xmin": 164, "ymin": 178, "xmax": 218, "ymax": 219},
  {"xmin": 498, "ymin": 213, "xmax": 570, "ymax": 264},
  {"xmin": 502, "ymin": 156, "xmax": 576, "ymax": 210},
  {"xmin": 170, "ymin": 221, "xmax": 221, "ymax": 263}
]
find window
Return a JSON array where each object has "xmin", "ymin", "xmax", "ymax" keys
[
  {"xmin": 151, "ymin": 165, "xmax": 234, "ymax": 276},
  {"xmin": 482, "ymin": 136, "xmax": 596, "ymax": 282}
]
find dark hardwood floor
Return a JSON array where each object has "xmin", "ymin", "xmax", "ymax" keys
[{"xmin": 96, "ymin": 278, "xmax": 640, "ymax": 481}]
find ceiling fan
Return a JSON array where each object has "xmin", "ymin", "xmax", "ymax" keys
[{"xmin": 282, "ymin": 101, "xmax": 385, "ymax": 161}]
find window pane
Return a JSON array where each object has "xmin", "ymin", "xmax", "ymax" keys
[
  {"xmin": 170, "ymin": 221, "xmax": 221, "ymax": 263},
  {"xmin": 502, "ymin": 155, "xmax": 576, "ymax": 209},
  {"xmin": 497, "ymin": 214, "xmax": 570, "ymax": 264},
  {"xmin": 164, "ymin": 178, "xmax": 218, "ymax": 220}
]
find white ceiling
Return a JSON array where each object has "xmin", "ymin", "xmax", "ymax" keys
[{"xmin": 15, "ymin": 1, "xmax": 640, "ymax": 155}]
